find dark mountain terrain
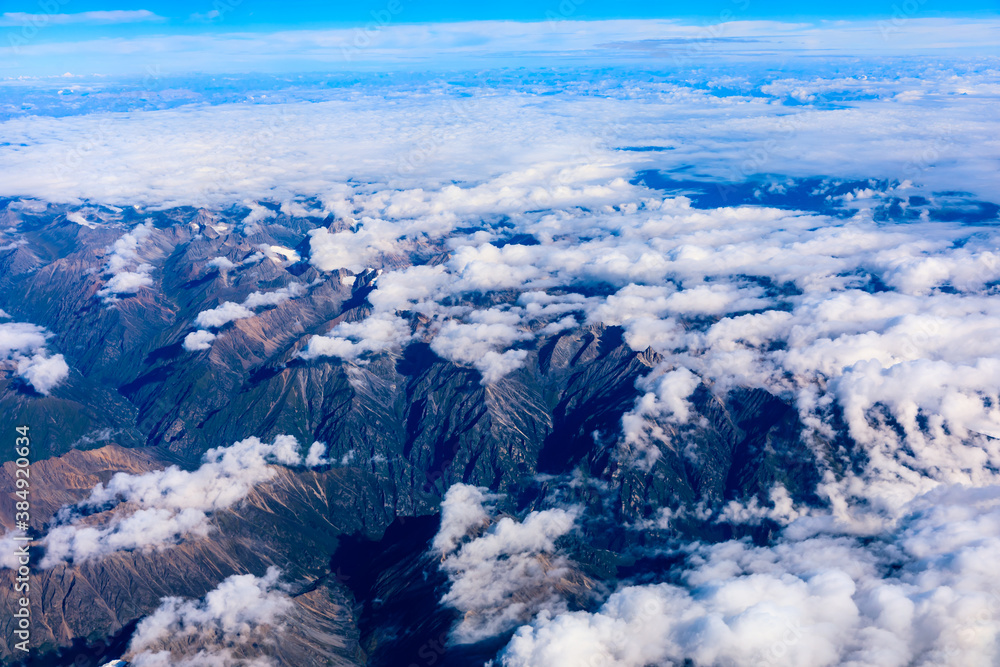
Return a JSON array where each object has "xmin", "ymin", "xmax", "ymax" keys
[{"xmin": 0, "ymin": 199, "xmax": 819, "ymax": 666}]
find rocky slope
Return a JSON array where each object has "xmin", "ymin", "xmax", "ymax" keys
[{"xmin": 0, "ymin": 199, "xmax": 821, "ymax": 666}]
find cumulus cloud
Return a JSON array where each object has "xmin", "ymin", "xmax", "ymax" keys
[
  {"xmin": 503, "ymin": 485, "xmax": 1000, "ymax": 667},
  {"xmin": 242, "ymin": 203, "xmax": 276, "ymax": 231},
  {"xmin": 433, "ymin": 484, "xmax": 586, "ymax": 644},
  {"xmin": 430, "ymin": 309, "xmax": 533, "ymax": 383},
  {"xmin": 0, "ymin": 531, "xmax": 27, "ymax": 569},
  {"xmin": 127, "ymin": 566, "xmax": 291, "ymax": 667},
  {"xmin": 207, "ymin": 256, "xmax": 236, "ymax": 271},
  {"xmin": 37, "ymin": 435, "xmax": 317, "ymax": 567},
  {"xmin": 194, "ymin": 302, "xmax": 253, "ymax": 329},
  {"xmin": 432, "ymin": 484, "xmax": 501, "ymax": 555},
  {"xmin": 304, "ymin": 441, "xmax": 329, "ymax": 467},
  {"xmin": 308, "ymin": 223, "xmax": 401, "ymax": 273},
  {"xmin": 96, "ymin": 221, "xmax": 155, "ymax": 302},
  {"xmin": 300, "ymin": 312, "xmax": 412, "ymax": 361},
  {"xmin": 183, "ymin": 330, "xmax": 217, "ymax": 352},
  {"xmin": 16, "ymin": 353, "xmax": 70, "ymax": 395},
  {"xmin": 0, "ymin": 321, "xmax": 69, "ymax": 394},
  {"xmin": 618, "ymin": 366, "xmax": 701, "ymax": 468},
  {"xmin": 193, "ymin": 283, "xmax": 304, "ymax": 330}
]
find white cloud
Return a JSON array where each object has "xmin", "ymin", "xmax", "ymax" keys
[
  {"xmin": 194, "ymin": 302, "xmax": 253, "ymax": 329},
  {"xmin": 433, "ymin": 484, "xmax": 584, "ymax": 644},
  {"xmin": 193, "ymin": 283, "xmax": 304, "ymax": 330},
  {"xmin": 96, "ymin": 221, "xmax": 155, "ymax": 302},
  {"xmin": 0, "ymin": 321, "xmax": 69, "ymax": 394},
  {"xmin": 502, "ymin": 485, "xmax": 1000, "ymax": 667},
  {"xmin": 430, "ymin": 310, "xmax": 533, "ymax": 383},
  {"xmin": 37, "ymin": 435, "xmax": 312, "ymax": 567},
  {"xmin": 2, "ymin": 19, "xmax": 999, "ymax": 78},
  {"xmin": 3, "ymin": 59, "xmax": 997, "ymax": 208},
  {"xmin": 432, "ymin": 484, "xmax": 501, "ymax": 555},
  {"xmin": 300, "ymin": 313, "xmax": 412, "ymax": 361},
  {"xmin": 241, "ymin": 203, "xmax": 275, "ymax": 231},
  {"xmin": 183, "ymin": 330, "xmax": 216, "ymax": 352},
  {"xmin": 0, "ymin": 10, "xmax": 164, "ymax": 27},
  {"xmin": 127, "ymin": 566, "xmax": 291, "ymax": 667},
  {"xmin": 100, "ymin": 270, "xmax": 154, "ymax": 296},
  {"xmin": 207, "ymin": 256, "xmax": 236, "ymax": 271},
  {"xmin": 242, "ymin": 284, "xmax": 304, "ymax": 308},
  {"xmin": 304, "ymin": 441, "xmax": 329, "ymax": 467},
  {"xmin": 16, "ymin": 352, "xmax": 69, "ymax": 395},
  {"xmin": 619, "ymin": 366, "xmax": 700, "ymax": 468},
  {"xmin": 0, "ymin": 532, "xmax": 27, "ymax": 569},
  {"xmin": 308, "ymin": 223, "xmax": 401, "ymax": 273}
]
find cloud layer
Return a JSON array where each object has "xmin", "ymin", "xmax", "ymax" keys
[
  {"xmin": 2, "ymin": 19, "xmax": 999, "ymax": 76},
  {"xmin": 2, "ymin": 62, "xmax": 999, "ymax": 206},
  {"xmin": 37, "ymin": 435, "xmax": 321, "ymax": 567},
  {"xmin": 1, "ymin": 45, "xmax": 998, "ymax": 666},
  {"xmin": 503, "ymin": 485, "xmax": 1000, "ymax": 667}
]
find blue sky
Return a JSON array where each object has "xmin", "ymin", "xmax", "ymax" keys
[
  {"xmin": 1, "ymin": 0, "xmax": 998, "ymax": 39},
  {"xmin": 0, "ymin": 0, "xmax": 998, "ymax": 76}
]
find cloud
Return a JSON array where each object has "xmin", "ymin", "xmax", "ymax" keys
[
  {"xmin": 0, "ymin": 47, "xmax": 998, "ymax": 665},
  {"xmin": 16, "ymin": 352, "xmax": 70, "ymax": 395},
  {"xmin": 4, "ymin": 60, "xmax": 998, "ymax": 208},
  {"xmin": 619, "ymin": 366, "xmax": 701, "ymax": 468},
  {"xmin": 127, "ymin": 566, "xmax": 291, "ymax": 667},
  {"xmin": 433, "ymin": 484, "xmax": 587, "ymax": 644},
  {"xmin": 0, "ymin": 10, "xmax": 164, "ymax": 27},
  {"xmin": 304, "ymin": 441, "xmax": 329, "ymax": 467},
  {"xmin": 308, "ymin": 223, "xmax": 401, "ymax": 273},
  {"xmin": 194, "ymin": 302, "xmax": 253, "ymax": 329},
  {"xmin": 96, "ymin": 221, "xmax": 155, "ymax": 302},
  {"xmin": 207, "ymin": 257, "xmax": 236, "ymax": 271},
  {"xmin": 2, "ymin": 19, "xmax": 1000, "ymax": 77},
  {"xmin": 502, "ymin": 485, "xmax": 1000, "ymax": 667},
  {"xmin": 300, "ymin": 313, "xmax": 412, "ymax": 361},
  {"xmin": 36, "ymin": 435, "xmax": 319, "ymax": 567},
  {"xmin": 183, "ymin": 330, "xmax": 217, "ymax": 352},
  {"xmin": 193, "ymin": 283, "xmax": 304, "ymax": 330},
  {"xmin": 0, "ymin": 321, "xmax": 69, "ymax": 394},
  {"xmin": 432, "ymin": 484, "xmax": 501, "ymax": 555},
  {"xmin": 429, "ymin": 310, "xmax": 533, "ymax": 383},
  {"xmin": 0, "ymin": 532, "xmax": 27, "ymax": 569}
]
